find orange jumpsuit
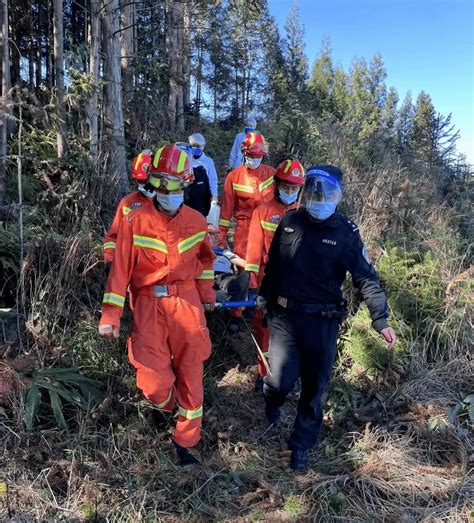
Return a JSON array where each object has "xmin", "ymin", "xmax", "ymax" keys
[
  {"xmin": 245, "ymin": 199, "xmax": 298, "ymax": 376},
  {"xmin": 103, "ymin": 191, "xmax": 152, "ymax": 263},
  {"xmin": 218, "ymin": 163, "xmax": 276, "ymax": 258},
  {"xmin": 99, "ymin": 203, "xmax": 215, "ymax": 448}
]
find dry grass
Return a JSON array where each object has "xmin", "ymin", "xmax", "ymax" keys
[{"xmin": 1, "ymin": 319, "xmax": 472, "ymax": 521}]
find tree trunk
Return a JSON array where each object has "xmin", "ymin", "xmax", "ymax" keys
[
  {"xmin": 101, "ymin": 0, "xmax": 127, "ymax": 192},
  {"xmin": 120, "ymin": 0, "xmax": 135, "ymax": 105},
  {"xmin": 182, "ymin": 0, "xmax": 191, "ymax": 121},
  {"xmin": 166, "ymin": 0, "xmax": 185, "ymax": 134},
  {"xmin": 0, "ymin": 0, "xmax": 10, "ymax": 207},
  {"xmin": 53, "ymin": 0, "xmax": 68, "ymax": 159},
  {"xmin": 88, "ymin": 0, "xmax": 100, "ymax": 165}
]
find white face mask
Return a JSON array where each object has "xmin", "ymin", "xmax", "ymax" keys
[
  {"xmin": 245, "ymin": 156, "xmax": 262, "ymax": 170},
  {"xmin": 278, "ymin": 188, "xmax": 299, "ymax": 205},
  {"xmin": 155, "ymin": 192, "xmax": 183, "ymax": 214},
  {"xmin": 306, "ymin": 202, "xmax": 336, "ymax": 221}
]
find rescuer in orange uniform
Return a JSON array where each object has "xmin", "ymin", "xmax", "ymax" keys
[
  {"xmin": 98, "ymin": 144, "xmax": 215, "ymax": 466},
  {"xmin": 218, "ymin": 131, "xmax": 275, "ymax": 331},
  {"xmin": 103, "ymin": 150, "xmax": 155, "ymax": 265},
  {"xmin": 245, "ymin": 159, "xmax": 305, "ymax": 388}
]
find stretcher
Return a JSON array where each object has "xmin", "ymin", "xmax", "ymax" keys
[{"xmin": 212, "ymin": 299, "xmax": 272, "ymax": 376}]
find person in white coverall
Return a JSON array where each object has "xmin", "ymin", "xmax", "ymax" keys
[
  {"xmin": 228, "ymin": 116, "xmax": 257, "ymax": 170},
  {"xmin": 189, "ymin": 133, "xmax": 219, "ymax": 203}
]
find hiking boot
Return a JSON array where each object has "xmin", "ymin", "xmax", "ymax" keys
[
  {"xmin": 290, "ymin": 448, "xmax": 309, "ymax": 471},
  {"xmin": 254, "ymin": 376, "xmax": 264, "ymax": 393},
  {"xmin": 228, "ymin": 316, "xmax": 242, "ymax": 333},
  {"xmin": 173, "ymin": 442, "xmax": 200, "ymax": 466},
  {"xmin": 265, "ymin": 403, "xmax": 281, "ymax": 426}
]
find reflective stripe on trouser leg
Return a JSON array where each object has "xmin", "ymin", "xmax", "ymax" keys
[
  {"xmin": 252, "ymin": 307, "xmax": 270, "ymax": 377},
  {"xmin": 166, "ymin": 287, "xmax": 211, "ymax": 448},
  {"xmin": 127, "ymin": 295, "xmax": 176, "ymax": 412}
]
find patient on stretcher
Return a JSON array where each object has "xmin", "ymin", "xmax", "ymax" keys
[{"xmin": 208, "ymin": 225, "xmax": 250, "ymax": 303}]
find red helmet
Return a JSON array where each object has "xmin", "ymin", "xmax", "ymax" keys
[
  {"xmin": 131, "ymin": 150, "xmax": 152, "ymax": 182},
  {"xmin": 240, "ymin": 131, "xmax": 268, "ymax": 158},
  {"xmin": 149, "ymin": 144, "xmax": 194, "ymax": 186},
  {"xmin": 275, "ymin": 159, "xmax": 305, "ymax": 185}
]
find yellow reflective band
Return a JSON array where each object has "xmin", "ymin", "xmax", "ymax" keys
[
  {"xmin": 156, "ymin": 388, "xmax": 173, "ymax": 409},
  {"xmin": 122, "ymin": 206, "xmax": 132, "ymax": 216},
  {"xmin": 133, "ymin": 234, "xmax": 168, "ymax": 253},
  {"xmin": 178, "ymin": 405, "xmax": 203, "ymax": 420},
  {"xmin": 259, "ymin": 176, "xmax": 274, "ymax": 192},
  {"xmin": 134, "ymin": 153, "xmax": 143, "ymax": 171},
  {"xmin": 261, "ymin": 220, "xmax": 278, "ymax": 232},
  {"xmin": 219, "ymin": 218, "xmax": 231, "ymax": 227},
  {"xmin": 244, "ymin": 263, "xmax": 260, "ymax": 273},
  {"xmin": 248, "ymin": 131, "xmax": 256, "ymax": 144},
  {"xmin": 153, "ymin": 146, "xmax": 165, "ymax": 167},
  {"xmin": 197, "ymin": 269, "xmax": 214, "ymax": 280},
  {"xmin": 104, "ymin": 242, "xmax": 116, "ymax": 250},
  {"xmin": 178, "ymin": 231, "xmax": 205, "ymax": 254},
  {"xmin": 103, "ymin": 292, "xmax": 125, "ymax": 307},
  {"xmin": 177, "ymin": 150, "xmax": 187, "ymax": 173},
  {"xmin": 284, "ymin": 159, "xmax": 292, "ymax": 173},
  {"xmin": 233, "ymin": 183, "xmax": 254, "ymax": 193}
]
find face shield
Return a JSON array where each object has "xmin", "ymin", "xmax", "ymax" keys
[{"xmin": 303, "ymin": 173, "xmax": 342, "ymax": 221}]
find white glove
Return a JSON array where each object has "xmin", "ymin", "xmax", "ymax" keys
[
  {"xmin": 255, "ymin": 295, "xmax": 267, "ymax": 313},
  {"xmin": 98, "ymin": 324, "xmax": 120, "ymax": 338}
]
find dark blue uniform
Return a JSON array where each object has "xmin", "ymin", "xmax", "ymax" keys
[{"xmin": 259, "ymin": 209, "xmax": 389, "ymax": 451}]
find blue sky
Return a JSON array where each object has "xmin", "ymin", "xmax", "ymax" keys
[{"xmin": 268, "ymin": 0, "xmax": 474, "ymax": 163}]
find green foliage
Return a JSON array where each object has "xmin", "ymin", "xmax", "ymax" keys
[{"xmin": 22, "ymin": 367, "xmax": 104, "ymax": 432}]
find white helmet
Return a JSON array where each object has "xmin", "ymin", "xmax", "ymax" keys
[
  {"xmin": 188, "ymin": 133, "xmax": 206, "ymax": 148},
  {"xmin": 244, "ymin": 116, "xmax": 257, "ymax": 129}
]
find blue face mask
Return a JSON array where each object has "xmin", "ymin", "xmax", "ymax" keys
[
  {"xmin": 278, "ymin": 188, "xmax": 298, "ymax": 205},
  {"xmin": 192, "ymin": 147, "xmax": 203, "ymax": 158},
  {"xmin": 306, "ymin": 202, "xmax": 336, "ymax": 221},
  {"xmin": 244, "ymin": 127, "xmax": 255, "ymax": 134},
  {"xmin": 156, "ymin": 192, "xmax": 184, "ymax": 214},
  {"xmin": 245, "ymin": 156, "xmax": 262, "ymax": 169}
]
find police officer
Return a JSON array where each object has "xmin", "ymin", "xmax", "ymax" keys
[{"xmin": 258, "ymin": 165, "xmax": 396, "ymax": 472}]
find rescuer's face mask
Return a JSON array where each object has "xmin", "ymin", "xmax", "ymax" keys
[
  {"xmin": 245, "ymin": 156, "xmax": 262, "ymax": 170},
  {"xmin": 192, "ymin": 147, "xmax": 203, "ymax": 158},
  {"xmin": 306, "ymin": 201, "xmax": 337, "ymax": 221},
  {"xmin": 278, "ymin": 188, "xmax": 299, "ymax": 205},
  {"xmin": 155, "ymin": 192, "xmax": 184, "ymax": 214}
]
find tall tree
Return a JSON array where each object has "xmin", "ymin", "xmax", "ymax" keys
[
  {"xmin": 282, "ymin": 1, "xmax": 307, "ymax": 95},
  {"xmin": 0, "ymin": 0, "xmax": 10, "ymax": 206},
  {"xmin": 101, "ymin": 0, "xmax": 127, "ymax": 191},
  {"xmin": 87, "ymin": 0, "xmax": 100, "ymax": 165},
  {"xmin": 120, "ymin": 0, "xmax": 136, "ymax": 105},
  {"xmin": 53, "ymin": 0, "xmax": 68, "ymax": 159}
]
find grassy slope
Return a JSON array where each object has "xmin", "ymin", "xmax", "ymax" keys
[{"xmin": 0, "ymin": 308, "xmax": 472, "ymax": 521}]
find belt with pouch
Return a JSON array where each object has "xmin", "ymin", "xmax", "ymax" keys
[
  {"xmin": 275, "ymin": 295, "xmax": 347, "ymax": 317},
  {"xmin": 138, "ymin": 280, "xmax": 196, "ymax": 298}
]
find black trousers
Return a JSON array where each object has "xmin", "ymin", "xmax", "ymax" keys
[{"xmin": 263, "ymin": 307, "xmax": 340, "ymax": 450}]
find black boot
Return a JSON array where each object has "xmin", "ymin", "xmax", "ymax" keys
[
  {"xmin": 173, "ymin": 442, "xmax": 200, "ymax": 466},
  {"xmin": 290, "ymin": 448, "xmax": 309, "ymax": 471}
]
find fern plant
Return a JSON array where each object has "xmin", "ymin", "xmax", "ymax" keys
[{"xmin": 22, "ymin": 367, "xmax": 104, "ymax": 432}]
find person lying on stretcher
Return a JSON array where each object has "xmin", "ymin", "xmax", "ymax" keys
[{"xmin": 208, "ymin": 225, "xmax": 250, "ymax": 303}]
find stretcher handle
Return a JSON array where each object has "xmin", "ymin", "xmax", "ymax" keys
[{"xmin": 215, "ymin": 300, "xmax": 256, "ymax": 309}]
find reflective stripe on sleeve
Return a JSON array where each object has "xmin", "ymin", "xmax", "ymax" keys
[
  {"xmin": 260, "ymin": 220, "xmax": 278, "ymax": 232},
  {"xmin": 244, "ymin": 263, "xmax": 260, "ymax": 273},
  {"xmin": 133, "ymin": 234, "xmax": 168, "ymax": 253},
  {"xmin": 219, "ymin": 218, "xmax": 231, "ymax": 227},
  {"xmin": 103, "ymin": 292, "xmax": 125, "ymax": 308},
  {"xmin": 259, "ymin": 176, "xmax": 274, "ymax": 192},
  {"xmin": 104, "ymin": 242, "xmax": 116, "ymax": 250},
  {"xmin": 232, "ymin": 183, "xmax": 254, "ymax": 194},
  {"xmin": 197, "ymin": 269, "xmax": 214, "ymax": 280},
  {"xmin": 178, "ymin": 231, "xmax": 206, "ymax": 254},
  {"xmin": 178, "ymin": 405, "xmax": 203, "ymax": 420}
]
